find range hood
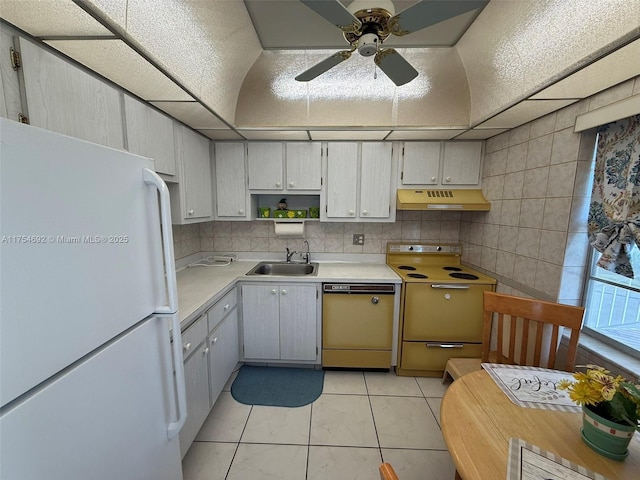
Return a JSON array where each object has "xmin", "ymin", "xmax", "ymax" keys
[{"xmin": 397, "ymin": 189, "xmax": 491, "ymax": 211}]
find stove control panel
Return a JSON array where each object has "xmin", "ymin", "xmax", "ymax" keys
[{"xmin": 387, "ymin": 243, "xmax": 462, "ymax": 254}]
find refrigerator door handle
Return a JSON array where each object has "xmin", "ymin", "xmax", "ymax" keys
[
  {"xmin": 142, "ymin": 168, "xmax": 178, "ymax": 314},
  {"xmin": 166, "ymin": 313, "xmax": 187, "ymax": 439}
]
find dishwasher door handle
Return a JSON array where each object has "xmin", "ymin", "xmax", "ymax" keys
[
  {"xmin": 430, "ymin": 284, "xmax": 470, "ymax": 289},
  {"xmin": 426, "ymin": 343, "xmax": 465, "ymax": 348}
]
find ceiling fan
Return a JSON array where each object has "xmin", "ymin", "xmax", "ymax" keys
[{"xmin": 295, "ymin": 0, "xmax": 488, "ymax": 86}]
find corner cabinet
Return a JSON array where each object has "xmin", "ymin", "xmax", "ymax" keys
[
  {"xmin": 170, "ymin": 124, "xmax": 213, "ymax": 224},
  {"xmin": 241, "ymin": 283, "xmax": 319, "ymax": 363},
  {"xmin": 213, "ymin": 142, "xmax": 250, "ymax": 220},
  {"xmin": 323, "ymin": 142, "xmax": 395, "ymax": 221},
  {"xmin": 400, "ymin": 141, "xmax": 483, "ymax": 187}
]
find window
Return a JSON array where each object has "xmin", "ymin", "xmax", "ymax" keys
[{"xmin": 583, "ymin": 244, "xmax": 640, "ymax": 359}]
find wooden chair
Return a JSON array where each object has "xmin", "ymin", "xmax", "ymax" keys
[
  {"xmin": 442, "ymin": 291, "xmax": 585, "ymax": 382},
  {"xmin": 379, "ymin": 463, "xmax": 399, "ymax": 480}
]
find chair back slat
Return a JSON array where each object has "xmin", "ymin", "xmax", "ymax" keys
[{"xmin": 482, "ymin": 292, "xmax": 585, "ymax": 372}]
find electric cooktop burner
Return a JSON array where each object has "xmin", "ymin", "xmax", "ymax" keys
[
  {"xmin": 398, "ymin": 265, "xmax": 417, "ymax": 271},
  {"xmin": 449, "ymin": 272, "xmax": 479, "ymax": 280},
  {"xmin": 407, "ymin": 273, "xmax": 428, "ymax": 279},
  {"xmin": 442, "ymin": 266, "xmax": 462, "ymax": 271}
]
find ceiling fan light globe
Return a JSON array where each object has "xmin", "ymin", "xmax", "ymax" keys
[
  {"xmin": 347, "ymin": 0, "xmax": 395, "ymax": 16},
  {"xmin": 357, "ymin": 32, "xmax": 379, "ymax": 57}
]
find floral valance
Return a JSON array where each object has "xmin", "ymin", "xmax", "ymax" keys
[{"xmin": 588, "ymin": 114, "xmax": 640, "ymax": 278}]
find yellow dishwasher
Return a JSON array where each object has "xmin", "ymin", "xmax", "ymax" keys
[{"xmin": 322, "ymin": 283, "xmax": 395, "ymax": 368}]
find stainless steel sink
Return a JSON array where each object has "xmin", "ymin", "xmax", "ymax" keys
[{"xmin": 246, "ymin": 261, "xmax": 319, "ymax": 276}]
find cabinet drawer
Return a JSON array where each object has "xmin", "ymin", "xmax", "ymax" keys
[
  {"xmin": 401, "ymin": 341, "xmax": 482, "ymax": 371},
  {"xmin": 181, "ymin": 315, "xmax": 207, "ymax": 360},
  {"xmin": 208, "ymin": 288, "xmax": 237, "ymax": 332}
]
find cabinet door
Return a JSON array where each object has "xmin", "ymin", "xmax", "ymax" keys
[
  {"xmin": 17, "ymin": 37, "xmax": 124, "ymax": 149},
  {"xmin": 279, "ymin": 285, "xmax": 317, "ymax": 361},
  {"xmin": 0, "ymin": 32, "xmax": 22, "ymax": 121},
  {"xmin": 124, "ymin": 95, "xmax": 176, "ymax": 176},
  {"xmin": 326, "ymin": 142, "xmax": 359, "ymax": 218},
  {"xmin": 242, "ymin": 285, "xmax": 280, "ymax": 359},
  {"xmin": 214, "ymin": 143, "xmax": 247, "ymax": 218},
  {"xmin": 208, "ymin": 308, "xmax": 239, "ymax": 407},
  {"xmin": 360, "ymin": 142, "xmax": 392, "ymax": 218},
  {"xmin": 402, "ymin": 142, "xmax": 440, "ymax": 185},
  {"xmin": 248, "ymin": 142, "xmax": 284, "ymax": 190},
  {"xmin": 286, "ymin": 142, "xmax": 322, "ymax": 190},
  {"xmin": 175, "ymin": 124, "xmax": 213, "ymax": 220},
  {"xmin": 179, "ymin": 342, "xmax": 210, "ymax": 458},
  {"xmin": 442, "ymin": 142, "xmax": 482, "ymax": 185}
]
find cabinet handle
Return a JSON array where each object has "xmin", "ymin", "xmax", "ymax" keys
[
  {"xmin": 238, "ymin": 209, "xmax": 244, "ymax": 215},
  {"xmin": 348, "ymin": 210, "xmax": 354, "ymax": 216},
  {"xmin": 445, "ymin": 177, "xmax": 451, "ymax": 182},
  {"xmin": 183, "ymin": 342, "xmax": 192, "ymax": 352},
  {"xmin": 431, "ymin": 176, "xmax": 437, "ymax": 182},
  {"xmin": 362, "ymin": 210, "xmax": 368, "ymax": 216},
  {"xmin": 275, "ymin": 181, "xmax": 281, "ymax": 188},
  {"xmin": 271, "ymin": 289, "xmax": 277, "ymax": 294},
  {"xmin": 224, "ymin": 304, "xmax": 230, "ymax": 311},
  {"xmin": 288, "ymin": 181, "xmax": 294, "ymax": 187},
  {"xmin": 426, "ymin": 343, "xmax": 464, "ymax": 348},
  {"xmin": 281, "ymin": 289, "xmax": 287, "ymax": 295},
  {"xmin": 203, "ymin": 347, "xmax": 209, "ymax": 354},
  {"xmin": 371, "ymin": 296, "xmax": 379, "ymax": 304},
  {"xmin": 211, "ymin": 337, "xmax": 218, "ymax": 345},
  {"xmin": 188, "ymin": 209, "xmax": 194, "ymax": 216}
]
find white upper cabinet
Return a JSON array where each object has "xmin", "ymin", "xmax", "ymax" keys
[
  {"xmin": 0, "ymin": 32, "xmax": 22, "ymax": 122},
  {"xmin": 16, "ymin": 37, "xmax": 124, "ymax": 149},
  {"xmin": 401, "ymin": 142, "xmax": 441, "ymax": 185},
  {"xmin": 213, "ymin": 142, "xmax": 249, "ymax": 220},
  {"xmin": 170, "ymin": 124, "xmax": 213, "ymax": 224},
  {"xmin": 123, "ymin": 95, "xmax": 176, "ymax": 177},
  {"xmin": 247, "ymin": 142, "xmax": 284, "ymax": 190},
  {"xmin": 441, "ymin": 142, "xmax": 483, "ymax": 185},
  {"xmin": 285, "ymin": 142, "xmax": 322, "ymax": 190},
  {"xmin": 324, "ymin": 142, "xmax": 394, "ymax": 221},
  {"xmin": 360, "ymin": 142, "xmax": 393, "ymax": 218}
]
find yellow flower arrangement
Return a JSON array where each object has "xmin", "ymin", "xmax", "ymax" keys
[{"xmin": 558, "ymin": 365, "xmax": 640, "ymax": 431}]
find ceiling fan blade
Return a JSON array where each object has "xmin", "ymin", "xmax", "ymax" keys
[
  {"xmin": 389, "ymin": 0, "xmax": 488, "ymax": 36},
  {"xmin": 374, "ymin": 49, "xmax": 418, "ymax": 86},
  {"xmin": 299, "ymin": 0, "xmax": 361, "ymax": 33},
  {"xmin": 295, "ymin": 50, "xmax": 353, "ymax": 82}
]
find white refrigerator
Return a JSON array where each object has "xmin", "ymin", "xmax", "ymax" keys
[{"xmin": 0, "ymin": 119, "xmax": 187, "ymax": 480}]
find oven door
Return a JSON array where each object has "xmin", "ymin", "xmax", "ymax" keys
[{"xmin": 403, "ymin": 283, "xmax": 492, "ymax": 342}]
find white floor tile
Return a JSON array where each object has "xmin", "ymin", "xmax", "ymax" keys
[
  {"xmin": 415, "ymin": 376, "xmax": 450, "ymax": 398},
  {"xmin": 322, "ymin": 370, "xmax": 367, "ymax": 394},
  {"xmin": 226, "ymin": 443, "xmax": 307, "ymax": 480},
  {"xmin": 371, "ymin": 396, "xmax": 447, "ymax": 449},
  {"xmin": 381, "ymin": 448, "xmax": 456, "ymax": 480},
  {"xmin": 427, "ymin": 397, "xmax": 442, "ymax": 427},
  {"xmin": 307, "ymin": 446, "xmax": 382, "ymax": 480},
  {"xmin": 195, "ymin": 392, "xmax": 251, "ymax": 442},
  {"xmin": 241, "ymin": 404, "xmax": 311, "ymax": 445},
  {"xmin": 310, "ymin": 394, "xmax": 378, "ymax": 447},
  {"xmin": 181, "ymin": 442, "xmax": 236, "ymax": 480},
  {"xmin": 364, "ymin": 371, "xmax": 423, "ymax": 396}
]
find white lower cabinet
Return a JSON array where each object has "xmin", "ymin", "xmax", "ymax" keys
[
  {"xmin": 178, "ymin": 287, "xmax": 239, "ymax": 457},
  {"xmin": 241, "ymin": 283, "xmax": 318, "ymax": 362}
]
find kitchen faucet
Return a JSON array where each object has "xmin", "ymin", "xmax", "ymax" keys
[
  {"xmin": 302, "ymin": 240, "xmax": 310, "ymax": 264},
  {"xmin": 285, "ymin": 247, "xmax": 296, "ymax": 263}
]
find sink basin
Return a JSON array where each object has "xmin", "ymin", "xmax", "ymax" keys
[{"xmin": 246, "ymin": 262, "xmax": 318, "ymax": 276}]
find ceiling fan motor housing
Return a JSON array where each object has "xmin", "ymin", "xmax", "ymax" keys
[{"xmin": 357, "ymin": 33, "xmax": 379, "ymax": 56}]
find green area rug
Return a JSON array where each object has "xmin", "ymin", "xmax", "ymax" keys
[{"xmin": 231, "ymin": 365, "xmax": 324, "ymax": 407}]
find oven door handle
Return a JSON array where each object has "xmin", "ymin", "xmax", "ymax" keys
[
  {"xmin": 430, "ymin": 284, "xmax": 470, "ymax": 289},
  {"xmin": 426, "ymin": 343, "xmax": 465, "ymax": 348}
]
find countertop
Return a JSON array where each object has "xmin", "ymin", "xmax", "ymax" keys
[{"xmin": 176, "ymin": 260, "xmax": 401, "ymax": 330}]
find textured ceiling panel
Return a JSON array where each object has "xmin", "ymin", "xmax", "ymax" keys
[
  {"xmin": 454, "ymin": 128, "xmax": 509, "ymax": 140},
  {"xmin": 310, "ymin": 130, "xmax": 389, "ymax": 140},
  {"xmin": 238, "ymin": 130, "xmax": 310, "ymax": 140},
  {"xmin": 386, "ymin": 130, "xmax": 467, "ymax": 140},
  {"xmin": 150, "ymin": 101, "xmax": 228, "ymax": 129},
  {"xmin": 0, "ymin": 0, "xmax": 113, "ymax": 36},
  {"xmin": 46, "ymin": 39, "xmax": 192, "ymax": 101},
  {"xmin": 197, "ymin": 129, "xmax": 245, "ymax": 141},
  {"xmin": 457, "ymin": 0, "xmax": 640, "ymax": 126},
  {"xmin": 530, "ymin": 39, "xmax": 640, "ymax": 100},
  {"xmin": 476, "ymin": 99, "xmax": 578, "ymax": 129}
]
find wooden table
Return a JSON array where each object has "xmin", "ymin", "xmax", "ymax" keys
[{"xmin": 441, "ymin": 369, "xmax": 640, "ymax": 479}]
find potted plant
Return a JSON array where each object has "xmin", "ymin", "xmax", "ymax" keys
[{"xmin": 558, "ymin": 365, "xmax": 640, "ymax": 461}]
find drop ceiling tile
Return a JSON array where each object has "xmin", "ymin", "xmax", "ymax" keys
[
  {"xmin": 386, "ymin": 130, "xmax": 467, "ymax": 140},
  {"xmin": 197, "ymin": 129, "xmax": 245, "ymax": 141},
  {"xmin": 1, "ymin": 0, "xmax": 112, "ymax": 36},
  {"xmin": 309, "ymin": 131, "xmax": 390, "ymax": 141},
  {"xmin": 454, "ymin": 128, "xmax": 509, "ymax": 140},
  {"xmin": 476, "ymin": 100, "xmax": 578, "ymax": 129},
  {"xmin": 238, "ymin": 130, "xmax": 310, "ymax": 140},
  {"xmin": 150, "ymin": 102, "xmax": 228, "ymax": 129},
  {"xmin": 46, "ymin": 39, "xmax": 191, "ymax": 101}
]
